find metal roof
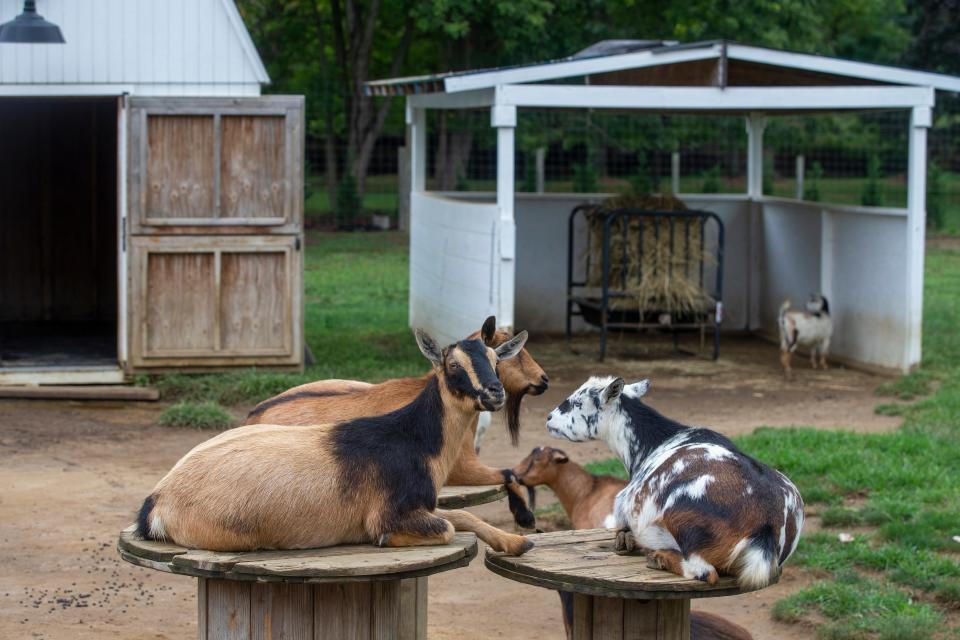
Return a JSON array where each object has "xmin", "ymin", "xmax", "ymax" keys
[{"xmin": 365, "ymin": 40, "xmax": 960, "ymax": 97}]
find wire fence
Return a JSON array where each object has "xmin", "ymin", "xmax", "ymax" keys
[{"xmin": 305, "ymin": 97, "xmax": 960, "ymax": 234}]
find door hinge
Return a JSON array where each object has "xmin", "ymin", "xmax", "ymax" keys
[{"xmin": 295, "ymin": 236, "xmax": 301, "ymax": 251}]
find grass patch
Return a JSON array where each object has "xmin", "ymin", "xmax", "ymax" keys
[
  {"xmin": 584, "ymin": 458, "xmax": 627, "ymax": 479},
  {"xmin": 159, "ymin": 401, "xmax": 234, "ymax": 430},
  {"xmin": 875, "ymin": 369, "xmax": 936, "ymax": 400},
  {"xmin": 874, "ymin": 402, "xmax": 912, "ymax": 417},
  {"xmin": 772, "ymin": 570, "xmax": 942, "ymax": 640},
  {"xmin": 148, "ymin": 231, "xmax": 425, "ymax": 406}
]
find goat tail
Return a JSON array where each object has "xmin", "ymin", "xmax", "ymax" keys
[
  {"xmin": 135, "ymin": 494, "xmax": 164, "ymax": 541},
  {"xmin": 733, "ymin": 527, "xmax": 779, "ymax": 590},
  {"xmin": 779, "ymin": 299, "xmax": 791, "ymax": 319}
]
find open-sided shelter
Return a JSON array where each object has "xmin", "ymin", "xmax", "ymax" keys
[
  {"xmin": 368, "ymin": 40, "xmax": 960, "ymax": 371},
  {"xmin": 0, "ymin": 0, "xmax": 305, "ymax": 386}
]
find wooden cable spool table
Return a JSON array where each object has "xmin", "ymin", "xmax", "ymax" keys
[
  {"xmin": 118, "ymin": 484, "xmax": 506, "ymax": 639},
  {"xmin": 485, "ymin": 528, "xmax": 775, "ymax": 640}
]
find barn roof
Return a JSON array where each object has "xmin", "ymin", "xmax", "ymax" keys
[
  {"xmin": 0, "ymin": 0, "xmax": 269, "ymax": 96},
  {"xmin": 365, "ymin": 40, "xmax": 960, "ymax": 96}
]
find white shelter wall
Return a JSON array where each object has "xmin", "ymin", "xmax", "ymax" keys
[{"xmin": 409, "ymin": 192, "xmax": 499, "ymax": 346}]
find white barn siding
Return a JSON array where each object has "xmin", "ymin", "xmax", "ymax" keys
[
  {"xmin": 409, "ymin": 193, "xmax": 499, "ymax": 346},
  {"xmin": 0, "ymin": 0, "xmax": 266, "ymax": 95}
]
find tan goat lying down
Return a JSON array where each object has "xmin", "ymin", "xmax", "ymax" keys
[
  {"xmin": 244, "ymin": 316, "xmax": 549, "ymax": 529},
  {"xmin": 136, "ymin": 330, "xmax": 533, "ymax": 555}
]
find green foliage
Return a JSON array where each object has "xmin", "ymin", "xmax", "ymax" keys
[
  {"xmin": 860, "ymin": 153, "xmax": 885, "ymax": 206},
  {"xmin": 804, "ymin": 161, "xmax": 824, "ymax": 201},
  {"xmin": 159, "ymin": 401, "xmax": 234, "ymax": 430},
  {"xmin": 571, "ymin": 153, "xmax": 599, "ymax": 193},
  {"xmin": 927, "ymin": 160, "xmax": 947, "ymax": 231},
  {"xmin": 700, "ymin": 165, "xmax": 722, "ymax": 193},
  {"xmin": 627, "ymin": 153, "xmax": 655, "ymax": 194},
  {"xmin": 763, "ymin": 152, "xmax": 774, "ymax": 194},
  {"xmin": 335, "ymin": 173, "xmax": 362, "ymax": 225},
  {"xmin": 584, "ymin": 458, "xmax": 627, "ymax": 479},
  {"xmin": 522, "ymin": 153, "xmax": 537, "ymax": 192}
]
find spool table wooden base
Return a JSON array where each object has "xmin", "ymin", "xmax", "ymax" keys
[
  {"xmin": 118, "ymin": 484, "xmax": 505, "ymax": 640},
  {"xmin": 486, "ymin": 529, "xmax": 775, "ymax": 640}
]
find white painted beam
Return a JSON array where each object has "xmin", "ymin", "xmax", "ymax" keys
[
  {"xmin": 746, "ymin": 114, "xmax": 767, "ymax": 331},
  {"xmin": 493, "ymin": 100, "xmax": 517, "ymax": 330},
  {"xmin": 904, "ymin": 106, "xmax": 931, "ymax": 370},
  {"xmin": 407, "ymin": 88, "xmax": 495, "ymax": 110},
  {"xmin": 495, "ymin": 85, "xmax": 934, "ymax": 111}
]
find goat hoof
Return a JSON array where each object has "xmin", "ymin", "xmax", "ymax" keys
[
  {"xmin": 375, "ymin": 533, "xmax": 391, "ymax": 547},
  {"xmin": 520, "ymin": 538, "xmax": 535, "ymax": 554},
  {"xmin": 646, "ymin": 553, "xmax": 665, "ymax": 570},
  {"xmin": 614, "ymin": 529, "xmax": 637, "ymax": 555}
]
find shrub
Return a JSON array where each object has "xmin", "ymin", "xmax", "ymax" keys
[
  {"xmin": 700, "ymin": 165, "xmax": 722, "ymax": 193},
  {"xmin": 927, "ymin": 160, "xmax": 946, "ymax": 231},
  {"xmin": 804, "ymin": 161, "xmax": 823, "ymax": 201}
]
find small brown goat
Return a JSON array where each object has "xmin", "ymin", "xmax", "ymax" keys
[
  {"xmin": 136, "ymin": 330, "xmax": 533, "ymax": 555},
  {"xmin": 513, "ymin": 446, "xmax": 754, "ymax": 640},
  {"xmin": 245, "ymin": 316, "xmax": 549, "ymax": 528}
]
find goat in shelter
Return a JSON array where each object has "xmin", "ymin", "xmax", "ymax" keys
[
  {"xmin": 779, "ymin": 294, "xmax": 832, "ymax": 380},
  {"xmin": 136, "ymin": 329, "xmax": 534, "ymax": 555},
  {"xmin": 513, "ymin": 446, "xmax": 755, "ymax": 640},
  {"xmin": 545, "ymin": 377, "xmax": 803, "ymax": 589},
  {"xmin": 245, "ymin": 316, "xmax": 548, "ymax": 529}
]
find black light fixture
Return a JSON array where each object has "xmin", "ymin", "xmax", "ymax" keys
[{"xmin": 0, "ymin": 1, "xmax": 65, "ymax": 44}]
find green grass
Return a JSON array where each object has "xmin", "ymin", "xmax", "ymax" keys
[
  {"xmin": 159, "ymin": 401, "xmax": 234, "ymax": 430},
  {"xmin": 148, "ymin": 231, "xmax": 424, "ymax": 406},
  {"xmin": 585, "ymin": 247, "xmax": 960, "ymax": 636}
]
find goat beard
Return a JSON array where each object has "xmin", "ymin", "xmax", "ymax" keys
[{"xmin": 505, "ymin": 388, "xmax": 527, "ymax": 447}]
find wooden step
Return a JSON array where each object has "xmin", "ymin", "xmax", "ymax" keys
[{"xmin": 0, "ymin": 385, "xmax": 160, "ymax": 401}]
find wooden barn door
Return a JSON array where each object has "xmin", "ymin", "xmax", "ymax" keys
[{"xmin": 126, "ymin": 97, "xmax": 304, "ymax": 370}]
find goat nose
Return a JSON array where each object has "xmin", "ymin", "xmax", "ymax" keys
[{"xmin": 540, "ymin": 374, "xmax": 549, "ymax": 386}]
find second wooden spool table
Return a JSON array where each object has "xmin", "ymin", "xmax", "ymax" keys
[
  {"xmin": 119, "ymin": 484, "xmax": 506, "ymax": 640},
  {"xmin": 486, "ymin": 528, "xmax": 774, "ymax": 640}
]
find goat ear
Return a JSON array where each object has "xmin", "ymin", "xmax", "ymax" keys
[
  {"xmin": 414, "ymin": 329, "xmax": 443, "ymax": 367},
  {"xmin": 603, "ymin": 377, "xmax": 625, "ymax": 403},
  {"xmin": 628, "ymin": 379, "xmax": 651, "ymax": 398},
  {"xmin": 495, "ymin": 330, "xmax": 528, "ymax": 361},
  {"xmin": 481, "ymin": 316, "xmax": 497, "ymax": 345},
  {"xmin": 551, "ymin": 449, "xmax": 569, "ymax": 464}
]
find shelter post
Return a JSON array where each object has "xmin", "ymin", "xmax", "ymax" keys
[
  {"xmin": 492, "ymin": 101, "xmax": 517, "ymax": 330},
  {"xmin": 905, "ymin": 106, "xmax": 931, "ymax": 369},
  {"xmin": 407, "ymin": 102, "xmax": 427, "ymax": 193},
  {"xmin": 746, "ymin": 113, "xmax": 767, "ymax": 330}
]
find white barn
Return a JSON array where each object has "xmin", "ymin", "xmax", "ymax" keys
[
  {"xmin": 368, "ymin": 41, "xmax": 960, "ymax": 372},
  {"xmin": 0, "ymin": 0, "xmax": 305, "ymax": 387}
]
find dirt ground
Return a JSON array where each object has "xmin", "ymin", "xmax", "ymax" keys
[{"xmin": 0, "ymin": 336, "xmax": 900, "ymax": 639}]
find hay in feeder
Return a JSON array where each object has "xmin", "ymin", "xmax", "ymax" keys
[{"xmin": 583, "ymin": 193, "xmax": 715, "ymax": 316}]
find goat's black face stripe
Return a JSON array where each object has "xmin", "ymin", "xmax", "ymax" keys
[
  {"xmin": 444, "ymin": 338, "xmax": 500, "ymax": 399},
  {"xmin": 247, "ymin": 389, "xmax": 348, "ymax": 419}
]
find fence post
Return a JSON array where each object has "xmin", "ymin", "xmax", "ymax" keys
[
  {"xmin": 535, "ymin": 147, "xmax": 546, "ymax": 194},
  {"xmin": 671, "ymin": 151, "xmax": 680, "ymax": 194},
  {"xmin": 398, "ymin": 145, "xmax": 410, "ymax": 231},
  {"xmin": 795, "ymin": 154, "xmax": 805, "ymax": 200}
]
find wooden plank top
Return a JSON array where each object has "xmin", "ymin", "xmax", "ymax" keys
[
  {"xmin": 485, "ymin": 528, "xmax": 776, "ymax": 600},
  {"xmin": 119, "ymin": 526, "xmax": 477, "ymax": 583},
  {"xmin": 437, "ymin": 484, "xmax": 506, "ymax": 509}
]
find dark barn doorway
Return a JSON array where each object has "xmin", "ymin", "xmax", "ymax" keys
[{"xmin": 0, "ymin": 97, "xmax": 118, "ymax": 368}]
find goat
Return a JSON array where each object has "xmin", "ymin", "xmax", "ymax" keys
[
  {"xmin": 779, "ymin": 294, "xmax": 832, "ymax": 380},
  {"xmin": 513, "ymin": 446, "xmax": 754, "ymax": 640},
  {"xmin": 135, "ymin": 330, "xmax": 534, "ymax": 556},
  {"xmin": 546, "ymin": 377, "xmax": 804, "ymax": 590},
  {"xmin": 245, "ymin": 316, "xmax": 548, "ymax": 529}
]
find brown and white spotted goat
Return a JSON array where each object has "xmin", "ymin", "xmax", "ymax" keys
[
  {"xmin": 135, "ymin": 329, "xmax": 533, "ymax": 555},
  {"xmin": 779, "ymin": 294, "xmax": 833, "ymax": 380},
  {"xmin": 245, "ymin": 316, "xmax": 549, "ymax": 529},
  {"xmin": 546, "ymin": 377, "xmax": 803, "ymax": 589},
  {"xmin": 513, "ymin": 446, "xmax": 755, "ymax": 640}
]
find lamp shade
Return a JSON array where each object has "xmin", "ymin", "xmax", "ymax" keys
[{"xmin": 0, "ymin": 1, "xmax": 65, "ymax": 44}]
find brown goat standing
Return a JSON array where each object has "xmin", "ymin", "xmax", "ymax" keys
[
  {"xmin": 513, "ymin": 446, "xmax": 754, "ymax": 640},
  {"xmin": 245, "ymin": 316, "xmax": 549, "ymax": 528},
  {"xmin": 136, "ymin": 330, "xmax": 533, "ymax": 555}
]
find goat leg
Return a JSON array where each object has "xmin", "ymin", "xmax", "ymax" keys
[
  {"xmin": 436, "ymin": 508, "xmax": 533, "ymax": 556},
  {"xmin": 446, "ymin": 439, "xmax": 536, "ymax": 529},
  {"xmin": 376, "ymin": 511, "xmax": 455, "ymax": 548}
]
